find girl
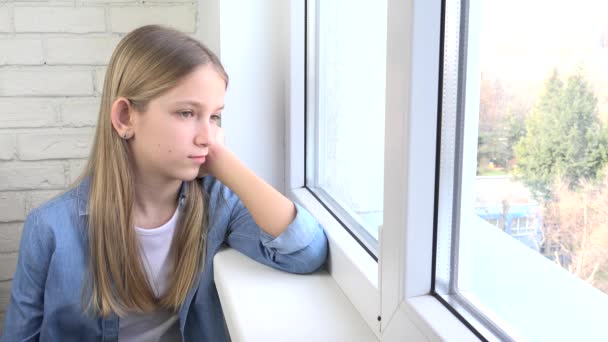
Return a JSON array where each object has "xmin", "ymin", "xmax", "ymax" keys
[{"xmin": 2, "ymin": 25, "xmax": 328, "ymax": 342}]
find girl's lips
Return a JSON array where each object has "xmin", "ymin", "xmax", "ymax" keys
[{"xmin": 189, "ymin": 156, "xmax": 206, "ymax": 164}]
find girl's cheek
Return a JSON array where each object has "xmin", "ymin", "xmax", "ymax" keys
[{"xmin": 212, "ymin": 126, "xmax": 221, "ymax": 144}]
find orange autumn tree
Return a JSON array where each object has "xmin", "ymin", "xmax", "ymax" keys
[{"xmin": 541, "ymin": 177, "xmax": 608, "ymax": 293}]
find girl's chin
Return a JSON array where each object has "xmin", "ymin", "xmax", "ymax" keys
[{"xmin": 172, "ymin": 168, "xmax": 201, "ymax": 182}]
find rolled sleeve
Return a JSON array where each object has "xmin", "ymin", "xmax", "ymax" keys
[
  {"xmin": 258, "ymin": 203, "xmax": 319, "ymax": 255},
  {"xmin": 223, "ymin": 183, "xmax": 328, "ymax": 274}
]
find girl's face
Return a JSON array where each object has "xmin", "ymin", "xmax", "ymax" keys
[{"xmin": 129, "ymin": 65, "xmax": 226, "ymax": 183}]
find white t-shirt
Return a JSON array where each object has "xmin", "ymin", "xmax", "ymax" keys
[{"xmin": 118, "ymin": 208, "xmax": 182, "ymax": 342}]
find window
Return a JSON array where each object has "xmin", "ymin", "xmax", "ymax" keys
[
  {"xmin": 305, "ymin": 0, "xmax": 387, "ymax": 255},
  {"xmin": 434, "ymin": 0, "xmax": 608, "ymax": 340},
  {"xmin": 509, "ymin": 216, "xmax": 535, "ymax": 237}
]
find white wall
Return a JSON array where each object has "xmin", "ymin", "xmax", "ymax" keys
[{"xmin": 213, "ymin": 0, "xmax": 288, "ymax": 193}]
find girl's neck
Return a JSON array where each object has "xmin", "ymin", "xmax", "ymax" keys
[{"xmin": 132, "ymin": 175, "xmax": 182, "ymax": 229}]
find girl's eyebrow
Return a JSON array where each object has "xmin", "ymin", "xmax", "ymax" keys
[{"xmin": 173, "ymin": 100, "xmax": 224, "ymax": 111}]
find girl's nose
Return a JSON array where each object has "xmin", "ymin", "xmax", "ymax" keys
[{"xmin": 194, "ymin": 123, "xmax": 211, "ymax": 147}]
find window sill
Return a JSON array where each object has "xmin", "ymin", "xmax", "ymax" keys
[
  {"xmin": 394, "ymin": 295, "xmax": 480, "ymax": 341},
  {"xmin": 288, "ymin": 188, "xmax": 381, "ymax": 337},
  {"xmin": 283, "ymin": 191, "xmax": 477, "ymax": 341},
  {"xmin": 214, "ymin": 248, "xmax": 378, "ymax": 342}
]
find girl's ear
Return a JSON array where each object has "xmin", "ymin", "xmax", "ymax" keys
[{"xmin": 110, "ymin": 97, "xmax": 135, "ymax": 140}]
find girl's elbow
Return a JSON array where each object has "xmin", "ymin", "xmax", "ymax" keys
[{"xmin": 294, "ymin": 228, "xmax": 329, "ymax": 274}]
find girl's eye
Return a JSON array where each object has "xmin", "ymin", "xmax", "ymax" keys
[
  {"xmin": 211, "ymin": 114, "xmax": 222, "ymax": 123},
  {"xmin": 179, "ymin": 111, "xmax": 194, "ymax": 118}
]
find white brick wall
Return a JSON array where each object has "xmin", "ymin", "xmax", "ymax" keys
[
  {"xmin": 0, "ymin": 135, "xmax": 16, "ymax": 161},
  {"xmin": 110, "ymin": 5, "xmax": 196, "ymax": 33},
  {"xmin": 0, "ymin": 8, "xmax": 11, "ymax": 33},
  {"xmin": 0, "ymin": 39, "xmax": 45, "ymax": 65},
  {"xmin": 0, "ymin": 192, "xmax": 26, "ymax": 222},
  {"xmin": 0, "ymin": 98, "xmax": 60, "ymax": 128},
  {"xmin": 0, "ymin": 254, "xmax": 17, "ymax": 282},
  {"xmin": 0, "ymin": 67, "xmax": 95, "ymax": 96},
  {"xmin": 60, "ymin": 98, "xmax": 101, "ymax": 127},
  {"xmin": 17, "ymin": 128, "xmax": 96, "ymax": 160},
  {"xmin": 14, "ymin": 7, "xmax": 106, "ymax": 33},
  {"xmin": 0, "ymin": 0, "xmax": 202, "ymax": 330},
  {"xmin": 0, "ymin": 223, "xmax": 19, "ymax": 254},
  {"xmin": 46, "ymin": 37, "xmax": 121, "ymax": 65},
  {"xmin": 93, "ymin": 66, "xmax": 107, "ymax": 94}
]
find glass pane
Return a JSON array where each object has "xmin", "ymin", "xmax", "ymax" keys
[
  {"xmin": 306, "ymin": 0, "xmax": 387, "ymax": 250},
  {"xmin": 436, "ymin": 0, "xmax": 608, "ymax": 340}
]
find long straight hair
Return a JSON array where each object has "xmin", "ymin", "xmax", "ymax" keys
[{"xmin": 81, "ymin": 25, "xmax": 228, "ymax": 317}]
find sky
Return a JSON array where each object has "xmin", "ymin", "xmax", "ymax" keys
[{"xmin": 478, "ymin": 0, "xmax": 608, "ymax": 115}]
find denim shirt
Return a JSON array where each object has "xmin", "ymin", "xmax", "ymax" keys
[{"xmin": 1, "ymin": 175, "xmax": 328, "ymax": 342}]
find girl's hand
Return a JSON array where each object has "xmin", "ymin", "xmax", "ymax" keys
[{"xmin": 198, "ymin": 127, "xmax": 226, "ymax": 178}]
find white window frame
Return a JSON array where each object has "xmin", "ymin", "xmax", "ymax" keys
[
  {"xmin": 510, "ymin": 217, "xmax": 534, "ymax": 236},
  {"xmin": 285, "ymin": 0, "xmax": 478, "ymax": 340},
  {"xmin": 284, "ymin": 0, "xmax": 381, "ymax": 338},
  {"xmin": 282, "ymin": 0, "xmax": 608, "ymax": 340},
  {"xmin": 378, "ymin": 0, "xmax": 477, "ymax": 339},
  {"xmin": 201, "ymin": 0, "xmax": 608, "ymax": 339}
]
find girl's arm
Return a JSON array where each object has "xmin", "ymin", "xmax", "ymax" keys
[
  {"xmin": 203, "ymin": 175, "xmax": 328, "ymax": 274},
  {"xmin": 206, "ymin": 144, "xmax": 295, "ymax": 238},
  {"xmin": 203, "ymin": 128, "xmax": 328, "ymax": 275}
]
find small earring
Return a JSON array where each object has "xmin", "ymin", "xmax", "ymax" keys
[{"xmin": 123, "ymin": 132, "xmax": 128, "ymax": 139}]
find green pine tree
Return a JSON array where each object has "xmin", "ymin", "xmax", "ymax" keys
[{"xmin": 514, "ymin": 68, "xmax": 605, "ymax": 199}]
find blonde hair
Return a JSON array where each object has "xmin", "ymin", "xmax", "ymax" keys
[{"xmin": 81, "ymin": 25, "xmax": 228, "ymax": 317}]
